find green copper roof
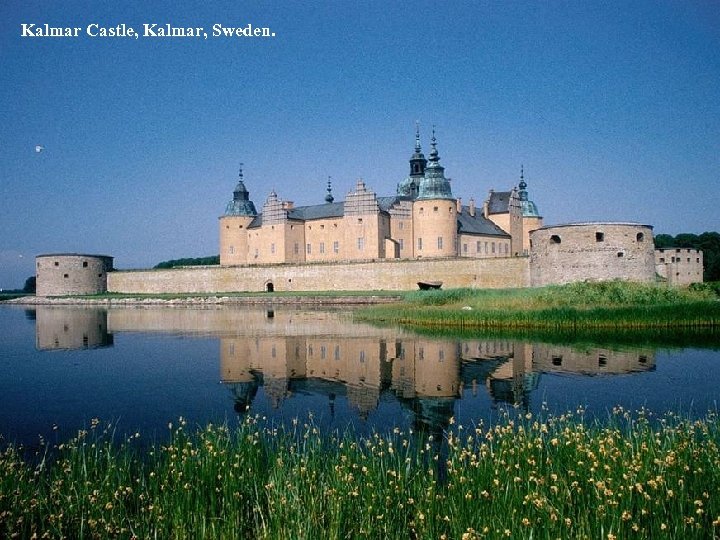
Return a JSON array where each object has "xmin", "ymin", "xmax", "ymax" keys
[
  {"xmin": 417, "ymin": 132, "xmax": 453, "ymax": 200},
  {"xmin": 224, "ymin": 166, "xmax": 258, "ymax": 216}
]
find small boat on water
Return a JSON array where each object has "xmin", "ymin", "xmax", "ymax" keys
[{"xmin": 417, "ymin": 281, "xmax": 443, "ymax": 290}]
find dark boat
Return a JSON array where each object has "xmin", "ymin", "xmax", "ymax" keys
[{"xmin": 417, "ymin": 281, "xmax": 443, "ymax": 290}]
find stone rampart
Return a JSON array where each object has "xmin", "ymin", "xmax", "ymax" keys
[
  {"xmin": 108, "ymin": 256, "xmax": 530, "ymax": 294},
  {"xmin": 529, "ymin": 223, "xmax": 655, "ymax": 286},
  {"xmin": 36, "ymin": 254, "xmax": 114, "ymax": 296}
]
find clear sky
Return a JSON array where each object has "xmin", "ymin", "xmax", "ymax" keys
[{"xmin": 1, "ymin": 1, "xmax": 718, "ymax": 288}]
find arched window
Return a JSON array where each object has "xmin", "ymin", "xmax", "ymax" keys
[
  {"xmin": 636, "ymin": 232, "xmax": 644, "ymax": 242},
  {"xmin": 550, "ymin": 235, "xmax": 561, "ymax": 244}
]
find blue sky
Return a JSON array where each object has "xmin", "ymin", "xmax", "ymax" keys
[{"xmin": 1, "ymin": 1, "xmax": 718, "ymax": 288}]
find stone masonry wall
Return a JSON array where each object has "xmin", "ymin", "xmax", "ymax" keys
[
  {"xmin": 108, "ymin": 256, "xmax": 530, "ymax": 294},
  {"xmin": 529, "ymin": 223, "xmax": 655, "ymax": 286},
  {"xmin": 36, "ymin": 254, "xmax": 113, "ymax": 296}
]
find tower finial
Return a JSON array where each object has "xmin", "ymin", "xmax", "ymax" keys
[
  {"xmin": 325, "ymin": 176, "xmax": 334, "ymax": 203},
  {"xmin": 429, "ymin": 125, "xmax": 439, "ymax": 162},
  {"xmin": 519, "ymin": 164, "xmax": 527, "ymax": 190},
  {"xmin": 239, "ymin": 162, "xmax": 244, "ymax": 180},
  {"xmin": 415, "ymin": 120, "xmax": 421, "ymax": 151}
]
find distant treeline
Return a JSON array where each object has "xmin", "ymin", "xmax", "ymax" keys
[
  {"xmin": 655, "ymin": 232, "xmax": 720, "ymax": 282},
  {"xmin": 153, "ymin": 256, "xmax": 220, "ymax": 269}
]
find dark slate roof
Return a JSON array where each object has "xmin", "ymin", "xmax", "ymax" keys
[
  {"xmin": 487, "ymin": 191, "xmax": 511, "ymax": 214},
  {"xmin": 288, "ymin": 202, "xmax": 346, "ymax": 221},
  {"xmin": 457, "ymin": 208, "xmax": 511, "ymax": 237}
]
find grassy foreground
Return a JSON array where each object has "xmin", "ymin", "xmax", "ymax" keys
[
  {"xmin": 357, "ymin": 281, "xmax": 720, "ymax": 331},
  {"xmin": 1, "ymin": 410, "xmax": 719, "ymax": 539}
]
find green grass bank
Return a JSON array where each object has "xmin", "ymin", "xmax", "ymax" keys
[
  {"xmin": 1, "ymin": 410, "xmax": 718, "ymax": 539},
  {"xmin": 357, "ymin": 281, "xmax": 720, "ymax": 332}
]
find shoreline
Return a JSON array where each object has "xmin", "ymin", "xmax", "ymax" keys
[{"xmin": 2, "ymin": 294, "xmax": 402, "ymax": 306}]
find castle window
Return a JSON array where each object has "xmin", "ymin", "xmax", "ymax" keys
[
  {"xmin": 492, "ymin": 242, "xmax": 496, "ymax": 254},
  {"xmin": 83, "ymin": 261, "xmax": 88, "ymax": 267},
  {"xmin": 659, "ymin": 257, "xmax": 665, "ymax": 263},
  {"xmin": 54, "ymin": 261, "xmax": 59, "ymax": 266},
  {"xmin": 399, "ymin": 238, "xmax": 404, "ymax": 250},
  {"xmin": 437, "ymin": 236, "xmax": 443, "ymax": 249},
  {"xmin": 617, "ymin": 252, "xmax": 624, "ymax": 258},
  {"xmin": 687, "ymin": 258, "xmax": 690, "ymax": 263},
  {"xmin": 595, "ymin": 232, "xmax": 604, "ymax": 242},
  {"xmin": 239, "ymin": 225, "xmax": 243, "ymax": 229},
  {"xmin": 320, "ymin": 224, "xmax": 325, "ymax": 230},
  {"xmin": 636, "ymin": 232, "xmax": 644, "ymax": 242},
  {"xmin": 320, "ymin": 345, "xmax": 326, "ymax": 359},
  {"xmin": 271, "ymin": 243, "xmax": 275, "ymax": 254},
  {"xmin": 357, "ymin": 218, "xmax": 363, "ymax": 224},
  {"xmin": 433, "ymin": 206, "xmax": 438, "ymax": 212},
  {"xmin": 334, "ymin": 345, "xmax": 340, "ymax": 360},
  {"xmin": 226, "ymin": 225, "xmax": 229, "ymax": 229},
  {"xmin": 357, "ymin": 237, "xmax": 364, "ymax": 250},
  {"xmin": 463, "ymin": 243, "xmax": 468, "ymax": 254},
  {"xmin": 333, "ymin": 241, "xmax": 339, "ymax": 254},
  {"xmin": 63, "ymin": 274, "xmax": 69, "ymax": 278},
  {"xmin": 476, "ymin": 241, "xmax": 481, "ymax": 252},
  {"xmin": 485, "ymin": 242, "xmax": 488, "ymax": 253},
  {"xmin": 598, "ymin": 355, "xmax": 607, "ymax": 367},
  {"xmin": 306, "ymin": 244, "xmax": 311, "ymax": 254},
  {"xmin": 552, "ymin": 356, "xmax": 562, "ymax": 366},
  {"xmin": 418, "ymin": 237, "xmax": 423, "ymax": 250},
  {"xmin": 229, "ymin": 246, "xmax": 234, "ymax": 254},
  {"xmin": 399, "ymin": 221, "xmax": 404, "ymax": 230},
  {"xmin": 294, "ymin": 243, "xmax": 299, "ymax": 255},
  {"xmin": 550, "ymin": 235, "xmax": 561, "ymax": 244},
  {"xmin": 419, "ymin": 207, "xmax": 424, "ymax": 214},
  {"xmin": 320, "ymin": 242, "xmax": 325, "ymax": 254},
  {"xmin": 697, "ymin": 258, "xmax": 700, "ymax": 263}
]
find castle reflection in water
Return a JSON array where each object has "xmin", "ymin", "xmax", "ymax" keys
[{"xmin": 33, "ymin": 306, "xmax": 655, "ymax": 432}]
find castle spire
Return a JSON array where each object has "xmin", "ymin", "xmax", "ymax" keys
[
  {"xmin": 325, "ymin": 176, "xmax": 334, "ymax": 203},
  {"xmin": 428, "ymin": 125, "xmax": 439, "ymax": 162},
  {"xmin": 408, "ymin": 121, "xmax": 427, "ymax": 179},
  {"xmin": 415, "ymin": 120, "xmax": 421, "ymax": 152},
  {"xmin": 417, "ymin": 125, "xmax": 453, "ymax": 200},
  {"xmin": 519, "ymin": 164, "xmax": 527, "ymax": 191}
]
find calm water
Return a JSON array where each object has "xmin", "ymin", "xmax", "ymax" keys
[{"xmin": 0, "ymin": 305, "xmax": 719, "ymax": 448}]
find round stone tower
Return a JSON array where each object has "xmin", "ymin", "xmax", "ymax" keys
[
  {"xmin": 529, "ymin": 222, "xmax": 655, "ymax": 286},
  {"xmin": 36, "ymin": 253, "xmax": 114, "ymax": 296},
  {"xmin": 412, "ymin": 130, "xmax": 457, "ymax": 258},
  {"xmin": 219, "ymin": 165, "xmax": 258, "ymax": 266}
]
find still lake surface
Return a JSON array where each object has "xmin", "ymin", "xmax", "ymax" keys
[{"xmin": 1, "ymin": 304, "xmax": 719, "ymax": 448}]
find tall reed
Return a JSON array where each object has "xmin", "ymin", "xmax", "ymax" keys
[{"xmin": 1, "ymin": 409, "xmax": 718, "ymax": 539}]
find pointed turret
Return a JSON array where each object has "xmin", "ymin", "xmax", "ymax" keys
[
  {"xmin": 224, "ymin": 163, "xmax": 258, "ymax": 216},
  {"xmin": 417, "ymin": 127, "xmax": 453, "ymax": 200}
]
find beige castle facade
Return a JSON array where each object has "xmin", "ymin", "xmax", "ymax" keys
[
  {"xmin": 33, "ymin": 129, "xmax": 705, "ymax": 297},
  {"xmin": 219, "ymin": 130, "xmax": 539, "ymax": 269}
]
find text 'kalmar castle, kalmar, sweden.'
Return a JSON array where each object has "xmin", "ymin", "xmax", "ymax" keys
[{"xmin": 35, "ymin": 127, "xmax": 703, "ymax": 296}]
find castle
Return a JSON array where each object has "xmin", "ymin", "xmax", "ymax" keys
[
  {"xmin": 33, "ymin": 127, "xmax": 704, "ymax": 296},
  {"xmin": 219, "ymin": 127, "xmax": 541, "ymax": 267}
]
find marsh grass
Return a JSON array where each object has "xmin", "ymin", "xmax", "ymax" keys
[
  {"xmin": 1, "ymin": 410, "xmax": 719, "ymax": 539},
  {"xmin": 359, "ymin": 282, "xmax": 720, "ymax": 331}
]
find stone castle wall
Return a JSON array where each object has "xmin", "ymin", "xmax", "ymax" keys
[
  {"xmin": 108, "ymin": 256, "xmax": 530, "ymax": 294},
  {"xmin": 529, "ymin": 223, "xmax": 656, "ymax": 286},
  {"xmin": 655, "ymin": 248, "xmax": 704, "ymax": 286},
  {"xmin": 36, "ymin": 254, "xmax": 114, "ymax": 297}
]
